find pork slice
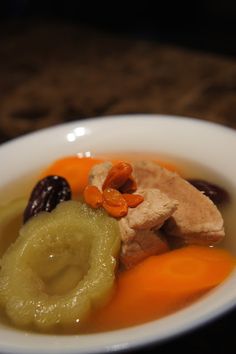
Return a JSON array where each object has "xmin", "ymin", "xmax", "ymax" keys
[
  {"xmin": 89, "ymin": 162, "xmax": 178, "ymax": 235},
  {"xmin": 118, "ymin": 188, "xmax": 177, "ymax": 268},
  {"xmin": 120, "ymin": 229, "xmax": 169, "ymax": 269},
  {"xmin": 89, "ymin": 162, "xmax": 177, "ymax": 268},
  {"xmin": 132, "ymin": 161, "xmax": 225, "ymax": 245},
  {"xmin": 127, "ymin": 189, "xmax": 178, "ymax": 230},
  {"xmin": 89, "ymin": 161, "xmax": 112, "ymax": 190}
]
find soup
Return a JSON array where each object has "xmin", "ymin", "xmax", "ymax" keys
[{"xmin": 0, "ymin": 153, "xmax": 235, "ymax": 334}]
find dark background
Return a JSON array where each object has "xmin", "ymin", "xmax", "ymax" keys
[
  {"xmin": 1, "ymin": 0, "xmax": 236, "ymax": 143},
  {"xmin": 1, "ymin": 0, "xmax": 236, "ymax": 56}
]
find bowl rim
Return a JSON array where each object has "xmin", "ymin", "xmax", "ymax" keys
[
  {"xmin": 1, "ymin": 113, "xmax": 236, "ymax": 149},
  {"xmin": 0, "ymin": 113, "xmax": 236, "ymax": 354}
]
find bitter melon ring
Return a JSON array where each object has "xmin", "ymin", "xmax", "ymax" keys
[{"xmin": 0, "ymin": 201, "xmax": 120, "ymax": 331}]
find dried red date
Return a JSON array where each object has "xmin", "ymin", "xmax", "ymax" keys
[
  {"xmin": 23, "ymin": 175, "xmax": 71, "ymax": 223},
  {"xmin": 188, "ymin": 179, "xmax": 230, "ymax": 205}
]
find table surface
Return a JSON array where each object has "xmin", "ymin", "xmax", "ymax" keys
[{"xmin": 0, "ymin": 21, "xmax": 236, "ymax": 354}]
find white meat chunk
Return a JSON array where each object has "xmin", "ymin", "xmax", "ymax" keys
[
  {"xmin": 120, "ymin": 229, "xmax": 169, "ymax": 269},
  {"xmin": 89, "ymin": 162, "xmax": 112, "ymax": 190},
  {"xmin": 89, "ymin": 162, "xmax": 178, "ymax": 268},
  {"xmin": 132, "ymin": 161, "xmax": 225, "ymax": 245},
  {"xmin": 127, "ymin": 189, "xmax": 178, "ymax": 230},
  {"xmin": 118, "ymin": 189, "xmax": 177, "ymax": 268}
]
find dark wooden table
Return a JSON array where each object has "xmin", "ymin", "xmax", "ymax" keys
[{"xmin": 0, "ymin": 21, "xmax": 235, "ymax": 354}]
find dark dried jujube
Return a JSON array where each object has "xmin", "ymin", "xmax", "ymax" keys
[
  {"xmin": 23, "ymin": 175, "xmax": 71, "ymax": 223},
  {"xmin": 187, "ymin": 179, "xmax": 230, "ymax": 205}
]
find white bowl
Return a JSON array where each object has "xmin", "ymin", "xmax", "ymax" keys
[{"xmin": 0, "ymin": 114, "xmax": 236, "ymax": 354}]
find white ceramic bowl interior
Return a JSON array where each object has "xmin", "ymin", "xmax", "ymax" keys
[{"xmin": 0, "ymin": 114, "xmax": 236, "ymax": 354}]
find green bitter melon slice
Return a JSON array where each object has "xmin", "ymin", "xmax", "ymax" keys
[{"xmin": 0, "ymin": 201, "xmax": 120, "ymax": 331}]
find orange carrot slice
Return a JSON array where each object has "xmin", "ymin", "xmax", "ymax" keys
[
  {"xmin": 41, "ymin": 156, "xmax": 104, "ymax": 196},
  {"xmin": 89, "ymin": 246, "xmax": 235, "ymax": 331}
]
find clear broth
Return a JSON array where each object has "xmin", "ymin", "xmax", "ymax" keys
[{"xmin": 0, "ymin": 153, "xmax": 235, "ymax": 334}]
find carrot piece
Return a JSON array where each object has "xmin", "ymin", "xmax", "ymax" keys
[
  {"xmin": 103, "ymin": 200, "xmax": 128, "ymax": 218},
  {"xmin": 40, "ymin": 156, "xmax": 104, "ymax": 196},
  {"xmin": 103, "ymin": 188, "xmax": 127, "ymax": 207},
  {"xmin": 102, "ymin": 162, "xmax": 132, "ymax": 190},
  {"xmin": 83, "ymin": 185, "xmax": 103, "ymax": 208},
  {"xmin": 89, "ymin": 246, "xmax": 236, "ymax": 331},
  {"xmin": 122, "ymin": 193, "xmax": 144, "ymax": 208}
]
